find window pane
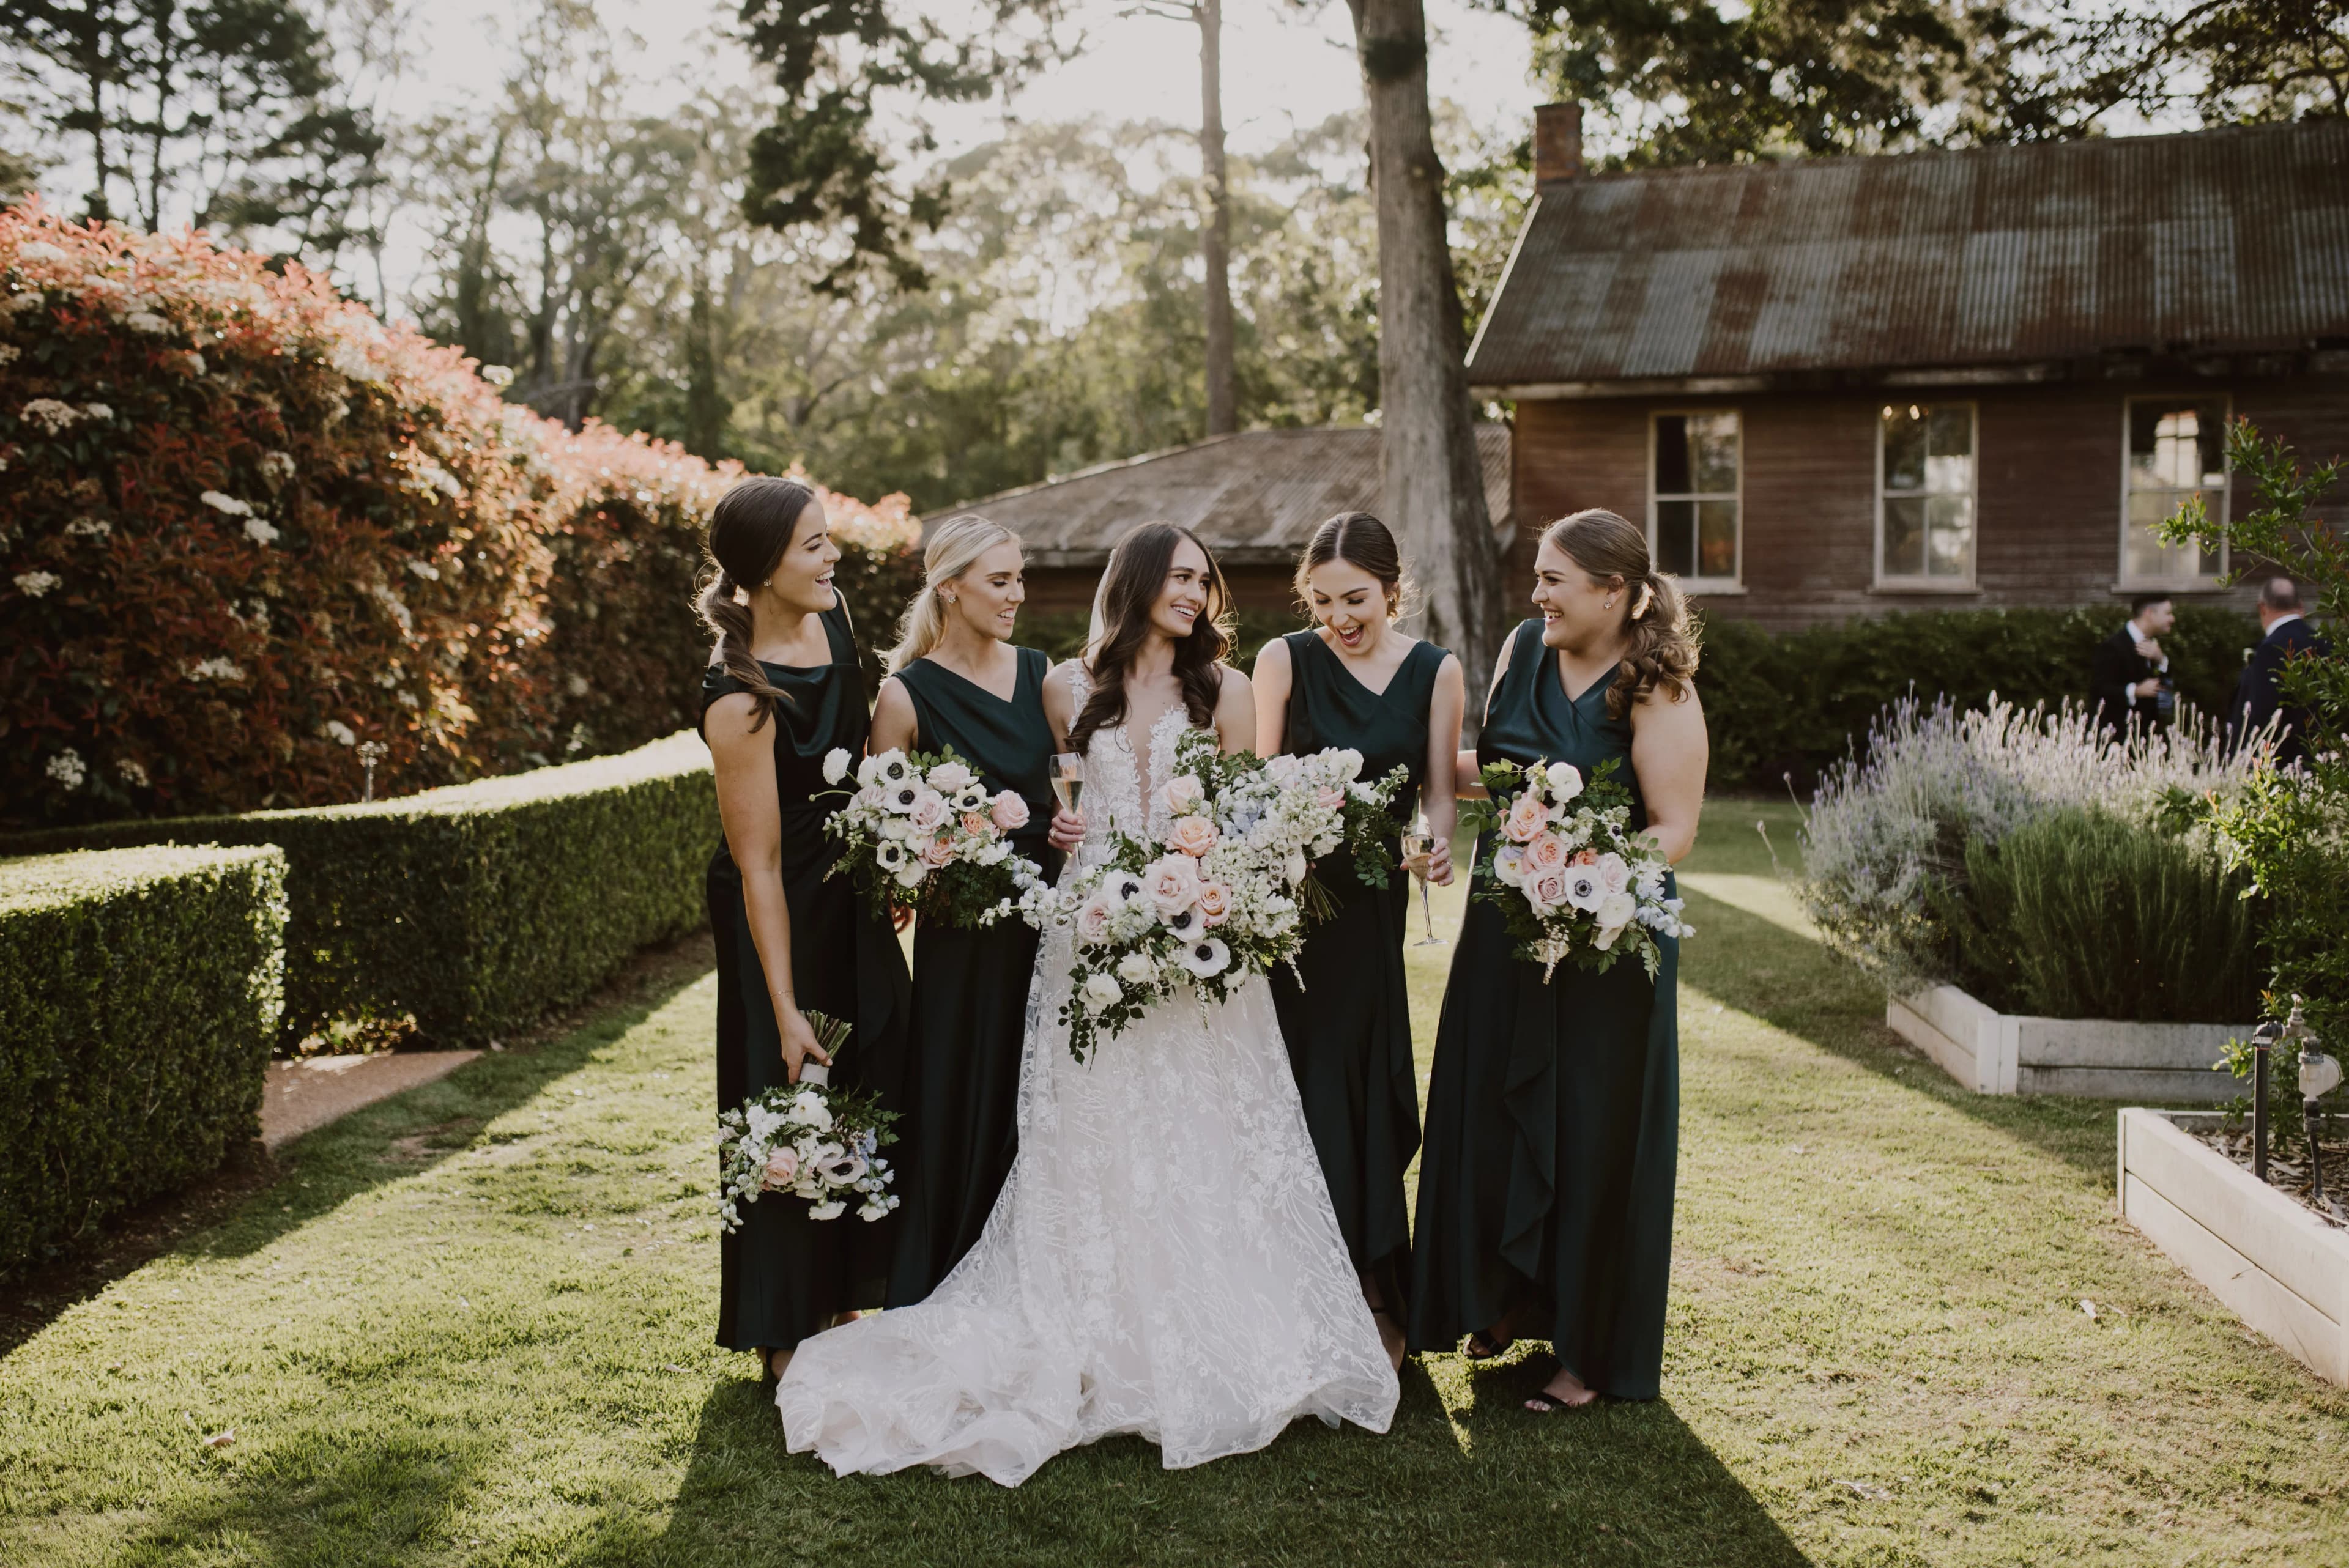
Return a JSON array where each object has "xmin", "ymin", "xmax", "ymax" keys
[
  {"xmin": 2126, "ymin": 489, "xmax": 2202, "ymax": 582},
  {"xmin": 1882, "ymin": 405, "xmax": 1926, "ymax": 492},
  {"xmin": 1690, "ymin": 413, "xmax": 1739, "ymax": 494},
  {"xmin": 1883, "ymin": 496, "xmax": 1927, "ymax": 577},
  {"xmin": 2131, "ymin": 403, "xmax": 2227, "ymax": 491},
  {"xmin": 1698, "ymin": 500, "xmax": 1737, "ymax": 578},
  {"xmin": 1927, "ymin": 494, "xmax": 1973, "ymax": 578},
  {"xmin": 1926, "ymin": 405, "xmax": 1972, "ymax": 462},
  {"xmin": 1655, "ymin": 499, "xmax": 1696, "ymax": 577},
  {"xmin": 1655, "ymin": 416, "xmax": 1692, "ymax": 495}
]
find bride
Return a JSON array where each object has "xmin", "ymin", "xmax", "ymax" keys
[{"xmin": 776, "ymin": 522, "xmax": 1400, "ymax": 1485}]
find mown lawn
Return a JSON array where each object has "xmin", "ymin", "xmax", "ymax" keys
[{"xmin": 4, "ymin": 800, "xmax": 2346, "ymax": 1566}]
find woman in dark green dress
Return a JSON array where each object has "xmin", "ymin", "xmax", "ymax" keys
[
  {"xmin": 1409, "ymin": 508, "xmax": 1707, "ymax": 1411},
  {"xmin": 867, "ymin": 514, "xmax": 1080, "ymax": 1304},
  {"xmin": 699, "ymin": 476, "xmax": 912, "ymax": 1382},
  {"xmin": 1254, "ymin": 512, "xmax": 1464, "ymax": 1370}
]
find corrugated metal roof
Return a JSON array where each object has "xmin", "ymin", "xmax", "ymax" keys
[
  {"xmin": 922, "ymin": 425, "xmax": 1513, "ymax": 566},
  {"xmin": 1468, "ymin": 120, "xmax": 2349, "ymax": 389}
]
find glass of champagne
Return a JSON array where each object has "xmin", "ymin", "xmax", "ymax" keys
[
  {"xmin": 1400, "ymin": 820, "xmax": 1443, "ymax": 947},
  {"xmin": 1049, "ymin": 753, "xmax": 1085, "ymax": 819}
]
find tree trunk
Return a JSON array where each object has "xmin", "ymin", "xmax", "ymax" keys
[
  {"xmin": 1348, "ymin": 0, "xmax": 1502, "ymax": 692},
  {"xmin": 684, "ymin": 270, "xmax": 730, "ymax": 458},
  {"xmin": 1198, "ymin": 0, "xmax": 1237, "ymax": 437}
]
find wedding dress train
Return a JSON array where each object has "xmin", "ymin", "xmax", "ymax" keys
[{"xmin": 776, "ymin": 690, "xmax": 1399, "ymax": 1485}]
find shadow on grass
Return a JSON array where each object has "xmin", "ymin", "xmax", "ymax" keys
[
  {"xmin": 0, "ymin": 934, "xmax": 715, "ymax": 1364},
  {"xmin": 1677, "ymin": 888, "xmax": 2118, "ymax": 1180},
  {"xmin": 566, "ymin": 1359, "xmax": 1810, "ymax": 1568}
]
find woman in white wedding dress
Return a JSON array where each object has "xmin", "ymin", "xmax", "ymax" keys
[{"xmin": 776, "ymin": 523, "xmax": 1399, "ymax": 1486}]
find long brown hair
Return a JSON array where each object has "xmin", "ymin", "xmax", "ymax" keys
[
  {"xmin": 1292, "ymin": 510, "xmax": 1416, "ymax": 623},
  {"xmin": 1067, "ymin": 522, "xmax": 1233, "ymax": 756},
  {"xmin": 694, "ymin": 476, "xmax": 817, "ymax": 733},
  {"xmin": 1542, "ymin": 508, "xmax": 1700, "ymax": 718}
]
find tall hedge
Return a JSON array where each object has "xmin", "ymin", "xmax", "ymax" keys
[
  {"xmin": 0, "ymin": 201, "xmax": 918, "ymax": 830},
  {"xmin": 0, "ymin": 731, "xmax": 714, "ymax": 1048},
  {"xmin": 1, "ymin": 844, "xmax": 286, "ymax": 1273},
  {"xmin": 1698, "ymin": 604, "xmax": 2261, "ymax": 793}
]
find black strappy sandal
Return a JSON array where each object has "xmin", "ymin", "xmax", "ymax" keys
[{"xmin": 1463, "ymin": 1330, "xmax": 1514, "ymax": 1360}]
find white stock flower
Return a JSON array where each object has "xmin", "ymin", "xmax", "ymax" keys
[
  {"xmin": 1082, "ymin": 972, "xmax": 1123, "ymax": 1010},
  {"xmin": 14, "ymin": 569, "xmax": 59, "ymax": 597},
  {"xmin": 199, "ymin": 490, "xmax": 254, "ymax": 517},
  {"xmin": 45, "ymin": 748, "xmax": 85, "ymax": 788},
  {"xmin": 822, "ymin": 747, "xmax": 852, "ymax": 785},
  {"xmin": 244, "ymin": 517, "xmax": 280, "ymax": 545}
]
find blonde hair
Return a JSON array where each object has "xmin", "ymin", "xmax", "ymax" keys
[
  {"xmin": 887, "ymin": 514, "xmax": 1023, "ymax": 671},
  {"xmin": 1540, "ymin": 508, "xmax": 1701, "ymax": 718}
]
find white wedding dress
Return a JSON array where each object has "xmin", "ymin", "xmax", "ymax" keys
[{"xmin": 776, "ymin": 678, "xmax": 1398, "ymax": 1485}]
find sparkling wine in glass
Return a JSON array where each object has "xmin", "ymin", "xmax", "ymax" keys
[
  {"xmin": 1400, "ymin": 824, "xmax": 1444, "ymax": 947},
  {"xmin": 1050, "ymin": 753, "xmax": 1085, "ymax": 816}
]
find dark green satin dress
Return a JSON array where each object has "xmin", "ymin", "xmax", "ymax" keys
[
  {"xmin": 1267, "ymin": 631, "xmax": 1449, "ymax": 1314},
  {"xmin": 1408, "ymin": 618, "xmax": 1680, "ymax": 1399},
  {"xmin": 885, "ymin": 646, "xmax": 1062, "ymax": 1306},
  {"xmin": 702, "ymin": 600, "xmax": 911, "ymax": 1354}
]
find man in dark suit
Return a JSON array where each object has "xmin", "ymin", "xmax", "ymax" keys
[
  {"xmin": 2229, "ymin": 576, "xmax": 2332, "ymax": 767},
  {"xmin": 2093, "ymin": 593, "xmax": 2175, "ymax": 739}
]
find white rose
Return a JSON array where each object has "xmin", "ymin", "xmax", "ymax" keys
[
  {"xmin": 855, "ymin": 755, "xmax": 883, "ymax": 786},
  {"xmin": 1115, "ymin": 951, "xmax": 1157, "ymax": 986},
  {"xmin": 822, "ymin": 747, "xmax": 852, "ymax": 785},
  {"xmin": 926, "ymin": 760, "xmax": 975, "ymax": 793},
  {"xmin": 1594, "ymin": 888, "xmax": 1637, "ymax": 941},
  {"xmin": 1082, "ymin": 972, "xmax": 1123, "ymax": 1010},
  {"xmin": 1546, "ymin": 762, "xmax": 1584, "ymax": 802}
]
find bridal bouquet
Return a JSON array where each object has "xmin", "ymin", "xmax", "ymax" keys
[
  {"xmin": 1460, "ymin": 756, "xmax": 1693, "ymax": 983},
  {"xmin": 822, "ymin": 745, "xmax": 1048, "ymax": 928},
  {"xmin": 714, "ymin": 1011, "xmax": 900, "ymax": 1230},
  {"xmin": 1041, "ymin": 728, "xmax": 1407, "ymax": 1059}
]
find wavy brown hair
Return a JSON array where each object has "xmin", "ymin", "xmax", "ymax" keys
[
  {"xmin": 1542, "ymin": 508, "xmax": 1701, "ymax": 719},
  {"xmin": 1067, "ymin": 522, "xmax": 1233, "ymax": 757},
  {"xmin": 694, "ymin": 476, "xmax": 817, "ymax": 733}
]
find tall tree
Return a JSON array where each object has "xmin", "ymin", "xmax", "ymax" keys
[
  {"xmin": 2067, "ymin": 0, "xmax": 2347, "ymax": 125},
  {"xmin": 1124, "ymin": 0, "xmax": 1239, "ymax": 434},
  {"xmin": 1346, "ymin": 0, "xmax": 1503, "ymax": 687}
]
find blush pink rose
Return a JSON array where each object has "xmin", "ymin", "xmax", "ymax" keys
[
  {"xmin": 921, "ymin": 832, "xmax": 956, "ymax": 867},
  {"xmin": 1144, "ymin": 854, "xmax": 1201, "ymax": 916},
  {"xmin": 908, "ymin": 791, "xmax": 949, "ymax": 834},
  {"xmin": 1165, "ymin": 815, "xmax": 1219, "ymax": 858},
  {"xmin": 960, "ymin": 810, "xmax": 992, "ymax": 837},
  {"xmin": 1315, "ymin": 785, "xmax": 1345, "ymax": 812},
  {"xmin": 1503, "ymin": 793, "xmax": 1549, "ymax": 843},
  {"xmin": 1597, "ymin": 852, "xmax": 1631, "ymax": 893},
  {"xmin": 1074, "ymin": 894, "xmax": 1115, "ymax": 945},
  {"xmin": 1195, "ymin": 880, "xmax": 1232, "ymax": 925},
  {"xmin": 1570, "ymin": 847, "xmax": 1599, "ymax": 867},
  {"xmin": 1528, "ymin": 868, "xmax": 1571, "ymax": 911},
  {"xmin": 1162, "ymin": 774, "xmax": 1205, "ymax": 814},
  {"xmin": 1525, "ymin": 831, "xmax": 1569, "ymax": 873},
  {"xmin": 762, "ymin": 1147, "xmax": 800, "ymax": 1189},
  {"xmin": 990, "ymin": 790, "xmax": 1030, "ymax": 830}
]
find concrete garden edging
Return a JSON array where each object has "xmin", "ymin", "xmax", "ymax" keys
[
  {"xmin": 1890, "ymin": 984, "xmax": 2244, "ymax": 1101},
  {"xmin": 2117, "ymin": 1108, "xmax": 2349, "ymax": 1386}
]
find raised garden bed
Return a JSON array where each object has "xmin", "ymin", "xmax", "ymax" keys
[
  {"xmin": 1890, "ymin": 984, "xmax": 2245, "ymax": 1101},
  {"xmin": 2117, "ymin": 1107, "xmax": 2349, "ymax": 1386}
]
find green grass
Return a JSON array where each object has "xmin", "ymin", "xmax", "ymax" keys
[{"xmin": 4, "ymin": 799, "xmax": 2347, "ymax": 1565}]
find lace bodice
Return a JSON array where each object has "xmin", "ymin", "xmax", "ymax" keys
[{"xmin": 1066, "ymin": 664, "xmax": 1204, "ymax": 867}]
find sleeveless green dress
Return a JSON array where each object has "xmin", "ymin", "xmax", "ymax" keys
[
  {"xmin": 701, "ymin": 600, "xmax": 911, "ymax": 1354},
  {"xmin": 1267, "ymin": 631, "xmax": 1449, "ymax": 1314},
  {"xmin": 885, "ymin": 646, "xmax": 1062, "ymax": 1306},
  {"xmin": 1407, "ymin": 618, "xmax": 1680, "ymax": 1399}
]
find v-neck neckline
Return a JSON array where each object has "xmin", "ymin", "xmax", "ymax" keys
[
  {"xmin": 1308, "ymin": 630, "xmax": 1419, "ymax": 703},
  {"xmin": 1553, "ymin": 651, "xmax": 1612, "ymax": 709},
  {"xmin": 918, "ymin": 651, "xmax": 1022, "ymax": 706}
]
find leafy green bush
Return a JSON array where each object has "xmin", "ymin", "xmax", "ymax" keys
[
  {"xmin": 0, "ymin": 844, "xmax": 286, "ymax": 1273},
  {"xmin": 0, "ymin": 731, "xmax": 713, "ymax": 1049},
  {"xmin": 1698, "ymin": 604, "xmax": 2258, "ymax": 793},
  {"xmin": 1945, "ymin": 807, "xmax": 2261, "ymax": 1022}
]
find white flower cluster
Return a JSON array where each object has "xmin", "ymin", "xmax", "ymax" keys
[
  {"xmin": 45, "ymin": 748, "xmax": 85, "ymax": 789},
  {"xmin": 64, "ymin": 515, "xmax": 111, "ymax": 539},
  {"xmin": 1482, "ymin": 760, "xmax": 1690, "ymax": 981},
  {"xmin": 823, "ymin": 747, "xmax": 1045, "ymax": 925},
  {"xmin": 185, "ymin": 656, "xmax": 247, "ymax": 682},
  {"xmin": 714, "ymin": 1082, "xmax": 897, "ymax": 1230},
  {"xmin": 18, "ymin": 399, "xmax": 109, "ymax": 435},
  {"xmin": 14, "ymin": 569, "xmax": 59, "ymax": 597},
  {"xmin": 1041, "ymin": 731, "xmax": 1395, "ymax": 1057}
]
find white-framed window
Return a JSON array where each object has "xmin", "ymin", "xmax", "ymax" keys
[
  {"xmin": 1649, "ymin": 410, "xmax": 1740, "ymax": 584},
  {"xmin": 2122, "ymin": 397, "xmax": 2229, "ymax": 586},
  {"xmin": 1876, "ymin": 402, "xmax": 1977, "ymax": 585}
]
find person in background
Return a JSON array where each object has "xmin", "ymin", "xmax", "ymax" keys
[
  {"xmin": 2229, "ymin": 576, "xmax": 2332, "ymax": 767},
  {"xmin": 2092, "ymin": 593, "xmax": 2175, "ymax": 739}
]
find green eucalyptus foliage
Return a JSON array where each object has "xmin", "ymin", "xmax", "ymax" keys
[{"xmin": 0, "ymin": 844, "xmax": 286, "ymax": 1273}]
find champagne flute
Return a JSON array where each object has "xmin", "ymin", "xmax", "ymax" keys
[
  {"xmin": 1400, "ymin": 821, "xmax": 1444, "ymax": 947},
  {"xmin": 1049, "ymin": 753, "xmax": 1085, "ymax": 816}
]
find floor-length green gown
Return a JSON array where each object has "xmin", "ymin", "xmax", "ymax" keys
[
  {"xmin": 885, "ymin": 646, "xmax": 1061, "ymax": 1306},
  {"xmin": 703, "ymin": 600, "xmax": 911, "ymax": 1354},
  {"xmin": 1267, "ymin": 631, "xmax": 1450, "ymax": 1317},
  {"xmin": 1408, "ymin": 617, "xmax": 1680, "ymax": 1399}
]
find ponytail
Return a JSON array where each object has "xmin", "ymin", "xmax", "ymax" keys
[
  {"xmin": 1540, "ymin": 509, "xmax": 1700, "ymax": 719},
  {"xmin": 698, "ymin": 476, "xmax": 818, "ymax": 733},
  {"xmin": 887, "ymin": 514, "xmax": 1023, "ymax": 671}
]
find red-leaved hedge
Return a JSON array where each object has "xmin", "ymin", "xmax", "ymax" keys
[{"xmin": 0, "ymin": 202, "xmax": 919, "ymax": 829}]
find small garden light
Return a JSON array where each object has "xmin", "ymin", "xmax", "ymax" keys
[
  {"xmin": 2252, "ymin": 1017, "xmax": 2280, "ymax": 1183},
  {"xmin": 2302, "ymin": 1046, "xmax": 2341, "ymax": 1210},
  {"xmin": 358, "ymin": 741, "xmax": 387, "ymax": 802}
]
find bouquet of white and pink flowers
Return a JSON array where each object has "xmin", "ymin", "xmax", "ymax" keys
[
  {"xmin": 714, "ymin": 1011, "xmax": 900, "ymax": 1231},
  {"xmin": 1036, "ymin": 728, "xmax": 1406, "ymax": 1059},
  {"xmin": 821, "ymin": 745, "xmax": 1048, "ymax": 928},
  {"xmin": 1459, "ymin": 756, "xmax": 1692, "ymax": 983}
]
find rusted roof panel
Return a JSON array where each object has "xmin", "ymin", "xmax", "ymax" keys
[
  {"xmin": 1468, "ymin": 120, "xmax": 2349, "ymax": 387},
  {"xmin": 921, "ymin": 425, "xmax": 1513, "ymax": 566}
]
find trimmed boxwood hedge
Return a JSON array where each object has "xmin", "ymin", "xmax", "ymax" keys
[
  {"xmin": 1698, "ymin": 604, "xmax": 2262, "ymax": 793},
  {"xmin": 1, "ymin": 844, "xmax": 286, "ymax": 1273},
  {"xmin": 0, "ymin": 731, "xmax": 715, "ymax": 1048}
]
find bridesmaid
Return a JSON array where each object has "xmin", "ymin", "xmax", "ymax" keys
[
  {"xmin": 1409, "ymin": 508, "xmax": 1707, "ymax": 1412},
  {"xmin": 699, "ymin": 476, "xmax": 912, "ymax": 1382},
  {"xmin": 1253, "ymin": 512, "xmax": 1463, "ymax": 1370},
  {"xmin": 869, "ymin": 514, "xmax": 1080, "ymax": 1304}
]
